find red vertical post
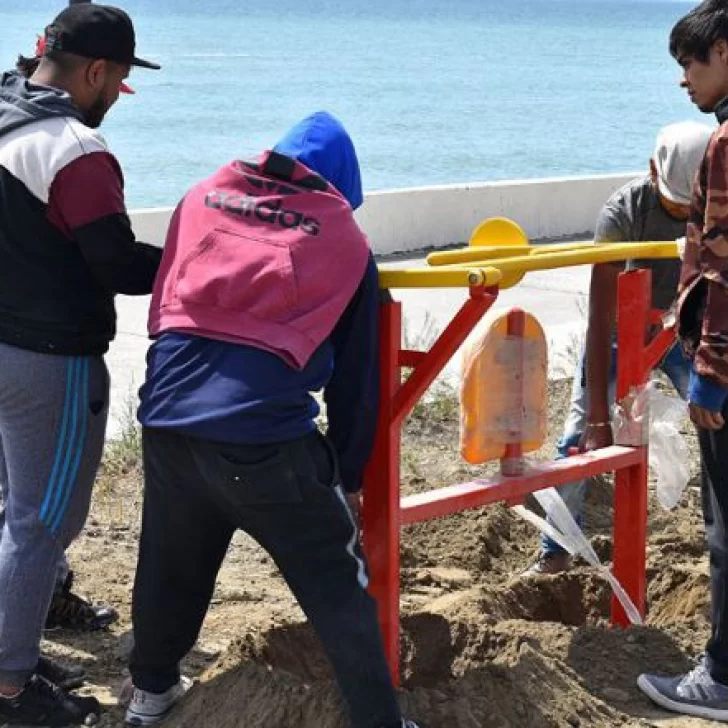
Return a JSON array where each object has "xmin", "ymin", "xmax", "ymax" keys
[
  {"xmin": 612, "ymin": 269, "xmax": 651, "ymax": 626},
  {"xmin": 362, "ymin": 298, "xmax": 402, "ymax": 685},
  {"xmin": 501, "ymin": 308, "xmax": 526, "ymax": 477}
]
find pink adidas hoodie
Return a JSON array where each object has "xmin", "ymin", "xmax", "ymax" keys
[{"xmin": 148, "ymin": 151, "xmax": 370, "ymax": 370}]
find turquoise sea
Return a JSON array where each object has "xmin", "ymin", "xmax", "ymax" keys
[{"xmin": 0, "ymin": 0, "xmax": 706, "ymax": 207}]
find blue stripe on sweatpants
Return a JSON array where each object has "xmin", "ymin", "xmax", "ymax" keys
[
  {"xmin": 43, "ymin": 358, "xmax": 84, "ymax": 530},
  {"xmin": 40, "ymin": 358, "xmax": 79, "ymax": 527},
  {"xmin": 51, "ymin": 359, "xmax": 90, "ymax": 533}
]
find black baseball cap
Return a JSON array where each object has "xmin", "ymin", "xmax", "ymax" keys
[{"xmin": 44, "ymin": 4, "xmax": 160, "ymax": 70}]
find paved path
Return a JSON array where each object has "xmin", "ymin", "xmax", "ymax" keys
[{"xmin": 107, "ymin": 256, "xmax": 590, "ymax": 438}]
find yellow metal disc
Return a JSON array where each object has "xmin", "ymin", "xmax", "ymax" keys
[
  {"xmin": 469, "ymin": 217, "xmax": 529, "ymax": 248},
  {"xmin": 469, "ymin": 217, "xmax": 529, "ymax": 288}
]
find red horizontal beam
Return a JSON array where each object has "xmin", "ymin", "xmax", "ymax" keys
[{"xmin": 400, "ymin": 445, "xmax": 643, "ymax": 525}]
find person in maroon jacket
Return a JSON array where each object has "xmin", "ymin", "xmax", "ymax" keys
[
  {"xmin": 639, "ymin": 0, "xmax": 728, "ymax": 722},
  {"xmin": 0, "ymin": 4, "xmax": 160, "ymax": 726}
]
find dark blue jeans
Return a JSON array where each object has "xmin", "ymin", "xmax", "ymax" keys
[
  {"xmin": 699, "ymin": 411, "xmax": 728, "ymax": 684},
  {"xmin": 130, "ymin": 427, "xmax": 403, "ymax": 728}
]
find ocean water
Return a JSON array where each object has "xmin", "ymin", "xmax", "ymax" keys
[{"xmin": 0, "ymin": 0, "xmax": 706, "ymax": 208}]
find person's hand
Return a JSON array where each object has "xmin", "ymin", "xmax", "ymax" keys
[
  {"xmin": 689, "ymin": 403, "xmax": 725, "ymax": 430},
  {"xmin": 579, "ymin": 422, "xmax": 614, "ymax": 452}
]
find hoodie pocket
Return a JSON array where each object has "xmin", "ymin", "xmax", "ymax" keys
[{"xmin": 174, "ymin": 227, "xmax": 297, "ymax": 319}]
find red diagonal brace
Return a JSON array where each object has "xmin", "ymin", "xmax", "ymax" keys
[
  {"xmin": 643, "ymin": 326, "xmax": 676, "ymax": 374},
  {"xmin": 391, "ymin": 287, "xmax": 497, "ymax": 429}
]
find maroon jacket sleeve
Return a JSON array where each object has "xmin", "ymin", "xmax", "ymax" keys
[
  {"xmin": 679, "ymin": 132, "xmax": 728, "ymax": 392},
  {"xmin": 47, "ymin": 151, "xmax": 162, "ymax": 295}
]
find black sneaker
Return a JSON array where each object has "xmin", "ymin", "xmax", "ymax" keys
[
  {"xmin": 0, "ymin": 674, "xmax": 100, "ymax": 726},
  {"xmin": 37, "ymin": 656, "xmax": 86, "ymax": 691},
  {"xmin": 45, "ymin": 573, "xmax": 118, "ymax": 632}
]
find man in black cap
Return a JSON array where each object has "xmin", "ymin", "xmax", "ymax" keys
[
  {"xmin": 0, "ymin": 4, "xmax": 160, "ymax": 725},
  {"xmin": 11, "ymin": 12, "xmax": 137, "ymax": 645}
]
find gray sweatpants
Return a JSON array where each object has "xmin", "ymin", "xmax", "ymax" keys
[{"xmin": 0, "ymin": 343, "xmax": 108, "ymax": 686}]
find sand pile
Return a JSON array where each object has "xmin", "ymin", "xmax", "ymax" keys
[{"xmin": 57, "ymin": 380, "xmax": 716, "ymax": 727}]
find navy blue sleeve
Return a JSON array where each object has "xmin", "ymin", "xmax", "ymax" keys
[{"xmin": 324, "ymin": 254, "xmax": 380, "ymax": 493}]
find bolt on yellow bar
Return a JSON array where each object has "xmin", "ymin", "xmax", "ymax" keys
[{"xmin": 378, "ymin": 266, "xmax": 503, "ymax": 289}]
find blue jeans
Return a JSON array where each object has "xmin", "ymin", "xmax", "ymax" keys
[{"xmin": 541, "ymin": 340, "xmax": 690, "ymax": 555}]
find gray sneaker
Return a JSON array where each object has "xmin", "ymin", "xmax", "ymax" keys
[
  {"xmin": 124, "ymin": 676, "xmax": 193, "ymax": 725},
  {"xmin": 637, "ymin": 657, "xmax": 728, "ymax": 722}
]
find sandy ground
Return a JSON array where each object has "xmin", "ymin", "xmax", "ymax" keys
[{"xmin": 43, "ymin": 378, "xmax": 722, "ymax": 728}]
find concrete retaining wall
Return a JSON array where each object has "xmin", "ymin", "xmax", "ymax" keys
[{"xmin": 129, "ymin": 172, "xmax": 638, "ymax": 254}]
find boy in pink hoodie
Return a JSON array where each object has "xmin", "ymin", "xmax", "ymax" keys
[{"xmin": 125, "ymin": 112, "xmax": 419, "ymax": 728}]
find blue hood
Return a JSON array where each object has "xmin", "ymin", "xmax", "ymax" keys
[{"xmin": 274, "ymin": 111, "xmax": 364, "ymax": 210}]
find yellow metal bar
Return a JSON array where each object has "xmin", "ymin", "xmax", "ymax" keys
[
  {"xmin": 428, "ymin": 241, "xmax": 595, "ymax": 266},
  {"xmin": 378, "ymin": 242, "xmax": 677, "ymax": 290},
  {"xmin": 378, "ymin": 266, "xmax": 502, "ymax": 289},
  {"xmin": 530, "ymin": 243, "xmax": 603, "ymax": 256},
  {"xmin": 428, "ymin": 246, "xmax": 531, "ymax": 266},
  {"xmin": 428, "ymin": 240, "xmax": 677, "ymax": 267},
  {"xmin": 490, "ymin": 242, "xmax": 677, "ymax": 277}
]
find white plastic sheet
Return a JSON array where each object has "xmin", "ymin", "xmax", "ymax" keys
[{"xmin": 513, "ymin": 486, "xmax": 643, "ymax": 625}]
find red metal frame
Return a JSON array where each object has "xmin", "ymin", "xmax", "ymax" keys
[
  {"xmin": 363, "ymin": 268, "xmax": 662, "ymax": 685},
  {"xmin": 612, "ymin": 270, "xmax": 651, "ymax": 625}
]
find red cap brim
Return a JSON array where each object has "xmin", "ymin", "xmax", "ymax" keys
[{"xmin": 120, "ymin": 81, "xmax": 135, "ymax": 95}]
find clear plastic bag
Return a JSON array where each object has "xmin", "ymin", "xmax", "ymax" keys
[
  {"xmin": 612, "ymin": 383, "xmax": 650, "ymax": 447},
  {"xmin": 648, "ymin": 386, "xmax": 690, "ymax": 510},
  {"xmin": 613, "ymin": 381, "xmax": 690, "ymax": 510}
]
